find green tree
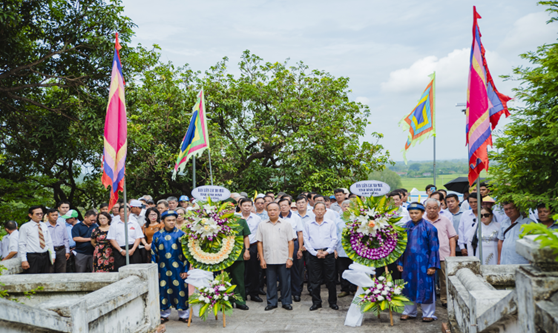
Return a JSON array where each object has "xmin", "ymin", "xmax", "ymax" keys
[
  {"xmin": 0, "ymin": 0, "xmax": 136, "ymax": 221},
  {"xmin": 489, "ymin": 1, "xmax": 558, "ymax": 212},
  {"xmin": 368, "ymin": 169, "xmax": 402, "ymax": 191},
  {"xmin": 125, "ymin": 50, "xmax": 390, "ymax": 197}
]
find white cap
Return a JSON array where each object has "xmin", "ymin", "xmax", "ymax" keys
[{"xmin": 130, "ymin": 199, "xmax": 143, "ymax": 207}]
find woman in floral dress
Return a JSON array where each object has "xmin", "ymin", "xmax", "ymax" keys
[{"xmin": 91, "ymin": 212, "xmax": 114, "ymax": 272}]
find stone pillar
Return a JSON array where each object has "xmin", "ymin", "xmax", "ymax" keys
[{"xmin": 119, "ymin": 264, "xmax": 160, "ymax": 330}]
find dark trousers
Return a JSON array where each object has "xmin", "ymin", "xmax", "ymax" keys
[
  {"xmin": 303, "ymin": 250, "xmax": 312, "ymax": 292},
  {"xmin": 66, "ymin": 250, "xmax": 76, "ymax": 273},
  {"xmin": 308, "ymin": 252, "xmax": 337, "ymax": 306},
  {"xmin": 377, "ymin": 261, "xmax": 402, "ymax": 280},
  {"xmin": 75, "ymin": 253, "xmax": 93, "ymax": 272},
  {"xmin": 139, "ymin": 247, "xmax": 151, "ymax": 263},
  {"xmin": 245, "ymin": 243, "xmax": 261, "ymax": 297},
  {"xmin": 226, "ymin": 260, "xmax": 246, "ymax": 305},
  {"xmin": 291, "ymin": 240, "xmax": 303, "ymax": 297},
  {"xmin": 266, "ymin": 264, "xmax": 291, "ymax": 306},
  {"xmin": 50, "ymin": 247, "xmax": 67, "ymax": 273},
  {"xmin": 24, "ymin": 252, "xmax": 52, "ymax": 274},
  {"xmin": 336, "ymin": 257, "xmax": 357, "ymax": 292},
  {"xmin": 112, "ymin": 246, "xmax": 142, "ymax": 271}
]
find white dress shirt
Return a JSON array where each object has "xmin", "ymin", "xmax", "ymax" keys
[
  {"xmin": 325, "ymin": 208, "xmax": 340, "ymax": 222},
  {"xmin": 7, "ymin": 230, "xmax": 19, "ymax": 258},
  {"xmin": 1, "ymin": 233, "xmax": 9, "ymax": 258},
  {"xmin": 242, "ymin": 213, "xmax": 262, "ymax": 244},
  {"xmin": 458, "ymin": 210, "xmax": 478, "ymax": 248},
  {"xmin": 107, "ymin": 217, "xmax": 144, "ymax": 247},
  {"xmin": 18, "ymin": 221, "xmax": 55, "ymax": 262},
  {"xmin": 303, "ymin": 218, "xmax": 338, "ymax": 256},
  {"xmin": 280, "ymin": 211, "xmax": 304, "ymax": 234},
  {"xmin": 296, "ymin": 209, "xmax": 316, "ymax": 226}
]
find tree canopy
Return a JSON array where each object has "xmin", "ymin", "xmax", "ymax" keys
[
  {"xmin": 0, "ymin": 1, "xmax": 389, "ymax": 221},
  {"xmin": 489, "ymin": 1, "xmax": 558, "ymax": 212}
]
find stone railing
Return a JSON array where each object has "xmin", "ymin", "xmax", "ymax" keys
[
  {"xmin": 446, "ymin": 233, "xmax": 558, "ymax": 333},
  {"xmin": 0, "ymin": 264, "xmax": 160, "ymax": 333}
]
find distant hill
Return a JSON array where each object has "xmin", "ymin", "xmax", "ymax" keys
[{"xmin": 388, "ymin": 159, "xmax": 468, "ymax": 177}]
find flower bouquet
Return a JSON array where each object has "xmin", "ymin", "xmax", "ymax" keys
[
  {"xmin": 341, "ymin": 195, "xmax": 407, "ymax": 267},
  {"xmin": 181, "ymin": 197, "xmax": 244, "ymax": 271},
  {"xmin": 188, "ymin": 271, "xmax": 241, "ymax": 321},
  {"xmin": 353, "ymin": 272, "xmax": 412, "ymax": 315}
]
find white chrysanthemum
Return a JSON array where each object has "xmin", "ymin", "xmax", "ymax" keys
[
  {"xmin": 378, "ymin": 276, "xmax": 385, "ymax": 281},
  {"xmin": 377, "ymin": 296, "xmax": 384, "ymax": 301},
  {"xmin": 223, "ymin": 295, "xmax": 229, "ymax": 301},
  {"xmin": 199, "ymin": 296, "xmax": 205, "ymax": 302},
  {"xmin": 381, "ymin": 290, "xmax": 387, "ymax": 295},
  {"xmin": 374, "ymin": 289, "xmax": 381, "ymax": 294},
  {"xmin": 394, "ymin": 289, "xmax": 401, "ymax": 295},
  {"xmin": 365, "ymin": 289, "xmax": 371, "ymax": 294},
  {"xmin": 219, "ymin": 286, "xmax": 226, "ymax": 291},
  {"xmin": 204, "ymin": 298, "xmax": 210, "ymax": 303},
  {"xmin": 387, "ymin": 282, "xmax": 392, "ymax": 287},
  {"xmin": 376, "ymin": 284, "xmax": 383, "ymax": 290}
]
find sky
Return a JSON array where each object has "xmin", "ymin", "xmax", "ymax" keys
[{"xmin": 121, "ymin": 0, "xmax": 557, "ymax": 162}]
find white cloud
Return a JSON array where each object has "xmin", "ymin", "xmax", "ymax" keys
[
  {"xmin": 499, "ymin": 11, "xmax": 557, "ymax": 54},
  {"xmin": 380, "ymin": 48, "xmax": 510, "ymax": 95}
]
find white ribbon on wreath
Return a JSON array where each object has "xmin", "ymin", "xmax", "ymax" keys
[
  {"xmin": 185, "ymin": 269, "xmax": 214, "ymax": 317},
  {"xmin": 342, "ymin": 263, "xmax": 376, "ymax": 327}
]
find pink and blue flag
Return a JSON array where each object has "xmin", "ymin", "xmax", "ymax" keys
[
  {"xmin": 102, "ymin": 33, "xmax": 127, "ymax": 209},
  {"xmin": 466, "ymin": 7, "xmax": 511, "ymax": 186},
  {"xmin": 172, "ymin": 89, "xmax": 210, "ymax": 180}
]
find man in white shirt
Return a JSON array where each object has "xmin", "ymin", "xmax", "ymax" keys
[
  {"xmin": 295, "ymin": 195, "xmax": 316, "ymax": 294},
  {"xmin": 431, "ymin": 192, "xmax": 453, "ymax": 221},
  {"xmin": 388, "ymin": 191, "xmax": 410, "ymax": 227},
  {"xmin": 279, "ymin": 198, "xmax": 304, "ymax": 302},
  {"xmin": 304, "ymin": 202, "xmax": 339, "ymax": 311},
  {"xmin": 107, "ymin": 204, "xmax": 144, "ymax": 270},
  {"xmin": 19, "ymin": 206, "xmax": 55, "ymax": 273},
  {"xmin": 313, "ymin": 195, "xmax": 339, "ymax": 222},
  {"xmin": 1, "ymin": 221, "xmax": 19, "ymax": 261},
  {"xmin": 498, "ymin": 202, "xmax": 534, "ymax": 265},
  {"xmin": 446, "ymin": 194, "xmax": 464, "ymax": 255},
  {"xmin": 129, "ymin": 199, "xmax": 144, "ymax": 227},
  {"xmin": 239, "ymin": 199, "xmax": 263, "ymax": 303},
  {"xmin": 458, "ymin": 193, "xmax": 479, "ymax": 256}
]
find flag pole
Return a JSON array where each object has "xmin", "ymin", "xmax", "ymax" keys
[
  {"xmin": 476, "ymin": 178, "xmax": 483, "ymax": 265},
  {"xmin": 193, "ymin": 156, "xmax": 196, "ymax": 189},
  {"xmin": 208, "ymin": 151, "xmax": 214, "ymax": 186},
  {"xmin": 123, "ymin": 179, "xmax": 129, "ymax": 265},
  {"xmin": 433, "ymin": 136, "xmax": 436, "ymax": 187}
]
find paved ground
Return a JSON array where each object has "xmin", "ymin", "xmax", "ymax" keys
[{"xmin": 164, "ymin": 285, "xmax": 447, "ymax": 333}]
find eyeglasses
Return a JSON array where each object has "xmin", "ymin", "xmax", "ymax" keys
[{"xmin": 481, "ymin": 214, "xmax": 491, "ymax": 218}]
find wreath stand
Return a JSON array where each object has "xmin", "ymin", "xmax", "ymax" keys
[
  {"xmin": 188, "ymin": 270, "xmax": 227, "ymax": 328},
  {"xmin": 375, "ymin": 266, "xmax": 394, "ymax": 326}
]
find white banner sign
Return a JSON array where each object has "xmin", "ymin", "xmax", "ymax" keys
[
  {"xmin": 191, "ymin": 185, "xmax": 231, "ymax": 202},
  {"xmin": 350, "ymin": 180, "xmax": 390, "ymax": 197}
]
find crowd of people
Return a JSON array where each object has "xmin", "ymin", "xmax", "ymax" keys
[{"xmin": 1, "ymin": 183, "xmax": 556, "ymax": 324}]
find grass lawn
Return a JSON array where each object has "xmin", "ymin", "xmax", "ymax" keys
[{"xmin": 400, "ymin": 171, "xmax": 489, "ymax": 191}]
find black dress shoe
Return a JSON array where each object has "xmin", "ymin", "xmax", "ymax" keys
[
  {"xmin": 282, "ymin": 304, "xmax": 293, "ymax": 310},
  {"xmin": 309, "ymin": 304, "xmax": 322, "ymax": 311},
  {"xmin": 236, "ymin": 304, "xmax": 249, "ymax": 310},
  {"xmin": 258, "ymin": 288, "xmax": 266, "ymax": 296},
  {"xmin": 293, "ymin": 295, "xmax": 301, "ymax": 302},
  {"xmin": 250, "ymin": 295, "xmax": 263, "ymax": 302},
  {"xmin": 329, "ymin": 304, "xmax": 339, "ymax": 310},
  {"xmin": 265, "ymin": 305, "xmax": 278, "ymax": 311}
]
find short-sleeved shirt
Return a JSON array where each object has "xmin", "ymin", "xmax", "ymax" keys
[
  {"xmin": 256, "ymin": 218, "xmax": 295, "ymax": 265},
  {"xmin": 241, "ymin": 213, "xmax": 262, "ymax": 244},
  {"xmin": 296, "ymin": 210, "xmax": 316, "ymax": 226},
  {"xmin": 72, "ymin": 222, "xmax": 99, "ymax": 255},
  {"xmin": 425, "ymin": 215, "xmax": 457, "ymax": 261},
  {"xmin": 107, "ymin": 217, "xmax": 144, "ymax": 247},
  {"xmin": 234, "ymin": 218, "xmax": 251, "ymax": 261},
  {"xmin": 280, "ymin": 211, "xmax": 304, "ymax": 234},
  {"xmin": 497, "ymin": 215, "xmax": 533, "ymax": 265}
]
